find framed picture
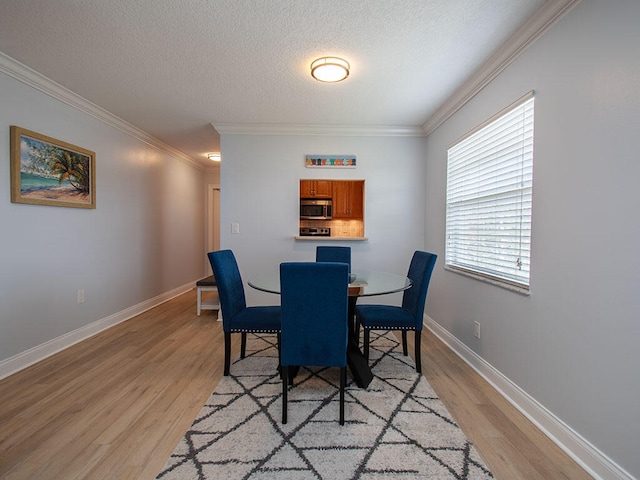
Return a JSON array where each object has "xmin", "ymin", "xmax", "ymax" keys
[
  {"xmin": 305, "ymin": 155, "xmax": 356, "ymax": 168},
  {"xmin": 10, "ymin": 126, "xmax": 96, "ymax": 209}
]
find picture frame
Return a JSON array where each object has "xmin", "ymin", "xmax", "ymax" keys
[
  {"xmin": 305, "ymin": 154, "xmax": 356, "ymax": 168},
  {"xmin": 10, "ymin": 126, "xmax": 96, "ymax": 209}
]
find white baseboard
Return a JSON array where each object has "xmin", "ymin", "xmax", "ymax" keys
[
  {"xmin": 0, "ymin": 282, "xmax": 194, "ymax": 381},
  {"xmin": 424, "ymin": 315, "xmax": 635, "ymax": 480}
]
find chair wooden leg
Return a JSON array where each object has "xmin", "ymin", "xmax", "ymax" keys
[
  {"xmin": 402, "ymin": 330, "xmax": 408, "ymax": 356},
  {"xmin": 240, "ymin": 332, "xmax": 247, "ymax": 358},
  {"xmin": 224, "ymin": 332, "xmax": 231, "ymax": 376},
  {"xmin": 282, "ymin": 366, "xmax": 288, "ymax": 424},
  {"xmin": 363, "ymin": 329, "xmax": 370, "ymax": 361},
  {"xmin": 339, "ymin": 366, "xmax": 346, "ymax": 425},
  {"xmin": 415, "ymin": 330, "xmax": 422, "ymax": 373}
]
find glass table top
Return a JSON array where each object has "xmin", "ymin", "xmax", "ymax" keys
[{"xmin": 248, "ymin": 269, "xmax": 412, "ymax": 297}]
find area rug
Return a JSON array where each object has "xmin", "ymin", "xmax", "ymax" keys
[{"xmin": 156, "ymin": 331, "xmax": 494, "ymax": 480}]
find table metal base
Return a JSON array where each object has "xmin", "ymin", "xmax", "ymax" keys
[{"xmin": 347, "ymin": 296, "xmax": 373, "ymax": 388}]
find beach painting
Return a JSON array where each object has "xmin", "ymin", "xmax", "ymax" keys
[{"xmin": 10, "ymin": 126, "xmax": 96, "ymax": 209}]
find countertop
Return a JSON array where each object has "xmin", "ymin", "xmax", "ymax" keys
[{"xmin": 294, "ymin": 236, "xmax": 368, "ymax": 241}]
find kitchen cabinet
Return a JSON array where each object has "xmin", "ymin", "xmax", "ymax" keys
[
  {"xmin": 300, "ymin": 180, "xmax": 332, "ymax": 198},
  {"xmin": 332, "ymin": 180, "xmax": 364, "ymax": 219}
]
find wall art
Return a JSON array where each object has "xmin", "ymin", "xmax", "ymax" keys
[
  {"xmin": 305, "ymin": 155, "xmax": 356, "ymax": 168},
  {"xmin": 10, "ymin": 126, "xmax": 96, "ymax": 209}
]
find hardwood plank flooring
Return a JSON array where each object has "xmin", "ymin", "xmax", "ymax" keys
[{"xmin": 0, "ymin": 290, "xmax": 591, "ymax": 479}]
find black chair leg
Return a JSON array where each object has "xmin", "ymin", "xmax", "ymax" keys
[
  {"xmin": 415, "ymin": 330, "xmax": 422, "ymax": 373},
  {"xmin": 402, "ymin": 330, "xmax": 408, "ymax": 356},
  {"xmin": 355, "ymin": 319, "xmax": 361, "ymax": 345},
  {"xmin": 277, "ymin": 333, "xmax": 282, "ymax": 378},
  {"xmin": 288, "ymin": 366, "xmax": 296, "ymax": 386},
  {"xmin": 363, "ymin": 329, "xmax": 370, "ymax": 361},
  {"xmin": 282, "ymin": 366, "xmax": 288, "ymax": 424},
  {"xmin": 224, "ymin": 332, "xmax": 231, "ymax": 376},
  {"xmin": 339, "ymin": 366, "xmax": 346, "ymax": 425},
  {"xmin": 240, "ymin": 332, "xmax": 247, "ymax": 358}
]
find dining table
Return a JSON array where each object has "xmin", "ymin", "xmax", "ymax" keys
[{"xmin": 248, "ymin": 269, "xmax": 412, "ymax": 388}]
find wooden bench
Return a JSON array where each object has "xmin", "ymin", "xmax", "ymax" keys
[{"xmin": 196, "ymin": 275, "xmax": 220, "ymax": 319}]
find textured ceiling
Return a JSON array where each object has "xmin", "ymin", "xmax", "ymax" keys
[{"xmin": 0, "ymin": 0, "xmax": 548, "ymax": 167}]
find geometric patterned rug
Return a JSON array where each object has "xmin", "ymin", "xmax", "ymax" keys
[{"xmin": 156, "ymin": 331, "xmax": 494, "ymax": 480}]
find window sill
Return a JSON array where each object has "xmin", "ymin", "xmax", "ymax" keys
[{"xmin": 444, "ymin": 265, "xmax": 530, "ymax": 296}]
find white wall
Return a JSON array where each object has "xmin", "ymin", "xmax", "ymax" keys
[
  {"xmin": 0, "ymin": 70, "xmax": 206, "ymax": 371},
  {"xmin": 424, "ymin": 1, "xmax": 640, "ymax": 477},
  {"xmin": 204, "ymin": 168, "xmax": 221, "ymax": 273},
  {"xmin": 218, "ymin": 133, "xmax": 426, "ymax": 307}
]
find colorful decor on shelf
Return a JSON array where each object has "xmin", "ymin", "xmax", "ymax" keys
[{"xmin": 305, "ymin": 155, "xmax": 356, "ymax": 168}]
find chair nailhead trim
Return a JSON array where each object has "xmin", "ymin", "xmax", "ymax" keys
[
  {"xmin": 364, "ymin": 326, "xmax": 413, "ymax": 330},
  {"xmin": 230, "ymin": 329, "xmax": 280, "ymax": 333}
]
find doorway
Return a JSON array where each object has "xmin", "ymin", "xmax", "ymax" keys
[{"xmin": 206, "ymin": 184, "xmax": 220, "ymax": 273}]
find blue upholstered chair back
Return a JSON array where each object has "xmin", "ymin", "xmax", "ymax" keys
[
  {"xmin": 316, "ymin": 246, "xmax": 351, "ymax": 273},
  {"xmin": 207, "ymin": 249, "xmax": 247, "ymax": 331},
  {"xmin": 401, "ymin": 251, "xmax": 437, "ymax": 329},
  {"xmin": 280, "ymin": 262, "xmax": 349, "ymax": 367}
]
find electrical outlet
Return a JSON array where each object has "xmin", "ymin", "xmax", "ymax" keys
[
  {"xmin": 473, "ymin": 321, "xmax": 480, "ymax": 339},
  {"xmin": 77, "ymin": 289, "xmax": 85, "ymax": 304}
]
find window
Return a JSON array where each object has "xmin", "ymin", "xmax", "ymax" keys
[{"xmin": 445, "ymin": 92, "xmax": 534, "ymax": 293}]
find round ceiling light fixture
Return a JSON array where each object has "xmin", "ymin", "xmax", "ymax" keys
[
  {"xmin": 310, "ymin": 56, "xmax": 350, "ymax": 83},
  {"xmin": 207, "ymin": 153, "xmax": 221, "ymax": 162}
]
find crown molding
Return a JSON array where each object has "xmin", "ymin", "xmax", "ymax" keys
[
  {"xmin": 0, "ymin": 52, "xmax": 204, "ymax": 171},
  {"xmin": 422, "ymin": 0, "xmax": 582, "ymax": 136},
  {"xmin": 213, "ymin": 122, "xmax": 426, "ymax": 137}
]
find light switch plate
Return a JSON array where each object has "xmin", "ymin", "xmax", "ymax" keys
[{"xmin": 231, "ymin": 223, "xmax": 240, "ymax": 234}]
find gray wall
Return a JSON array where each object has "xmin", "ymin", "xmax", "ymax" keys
[
  {"xmin": 0, "ymin": 70, "xmax": 206, "ymax": 369},
  {"xmin": 218, "ymin": 133, "xmax": 426, "ymax": 308},
  {"xmin": 424, "ymin": 1, "xmax": 639, "ymax": 477}
]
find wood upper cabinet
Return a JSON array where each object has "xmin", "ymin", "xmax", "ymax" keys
[
  {"xmin": 332, "ymin": 180, "xmax": 364, "ymax": 219},
  {"xmin": 300, "ymin": 180, "xmax": 332, "ymax": 198}
]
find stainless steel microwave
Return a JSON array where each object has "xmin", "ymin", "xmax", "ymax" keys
[{"xmin": 300, "ymin": 198, "xmax": 332, "ymax": 220}]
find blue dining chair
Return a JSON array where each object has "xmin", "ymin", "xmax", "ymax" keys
[
  {"xmin": 354, "ymin": 251, "xmax": 437, "ymax": 373},
  {"xmin": 280, "ymin": 262, "xmax": 350, "ymax": 425},
  {"xmin": 208, "ymin": 249, "xmax": 281, "ymax": 376},
  {"xmin": 316, "ymin": 246, "xmax": 351, "ymax": 273}
]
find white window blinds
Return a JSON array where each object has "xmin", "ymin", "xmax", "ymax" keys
[{"xmin": 445, "ymin": 92, "xmax": 534, "ymax": 291}]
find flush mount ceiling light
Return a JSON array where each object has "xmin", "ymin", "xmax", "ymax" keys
[
  {"xmin": 207, "ymin": 153, "xmax": 221, "ymax": 162},
  {"xmin": 310, "ymin": 56, "xmax": 350, "ymax": 83}
]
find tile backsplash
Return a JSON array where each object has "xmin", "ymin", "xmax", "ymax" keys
[{"xmin": 300, "ymin": 219, "xmax": 364, "ymax": 237}]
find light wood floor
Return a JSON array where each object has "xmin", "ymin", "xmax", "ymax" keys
[{"xmin": 0, "ymin": 290, "xmax": 591, "ymax": 480}]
